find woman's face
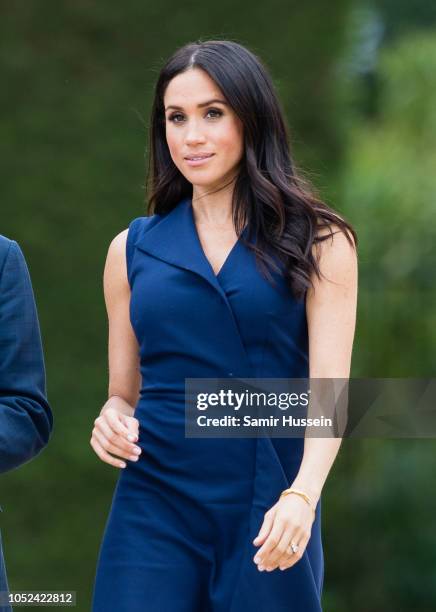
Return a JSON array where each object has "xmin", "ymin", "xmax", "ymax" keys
[{"xmin": 164, "ymin": 68, "xmax": 244, "ymax": 191}]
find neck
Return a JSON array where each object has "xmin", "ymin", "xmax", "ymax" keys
[{"xmin": 191, "ymin": 175, "xmax": 237, "ymax": 227}]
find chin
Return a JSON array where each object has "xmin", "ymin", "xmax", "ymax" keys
[{"xmin": 187, "ymin": 173, "xmax": 225, "ymax": 188}]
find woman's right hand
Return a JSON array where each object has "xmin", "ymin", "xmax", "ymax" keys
[{"xmin": 90, "ymin": 395, "xmax": 142, "ymax": 469}]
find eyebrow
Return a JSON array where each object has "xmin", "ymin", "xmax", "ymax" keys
[{"xmin": 165, "ymin": 98, "xmax": 229, "ymax": 111}]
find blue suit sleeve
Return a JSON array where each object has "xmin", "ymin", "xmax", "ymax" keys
[{"xmin": 0, "ymin": 240, "xmax": 53, "ymax": 474}]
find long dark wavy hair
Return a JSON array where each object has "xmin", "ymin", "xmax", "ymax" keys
[{"xmin": 146, "ymin": 39, "xmax": 357, "ymax": 301}]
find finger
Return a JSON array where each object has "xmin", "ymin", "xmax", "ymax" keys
[
  {"xmin": 274, "ymin": 530, "xmax": 301, "ymax": 570},
  {"xmin": 266, "ymin": 527, "xmax": 295, "ymax": 570},
  {"xmin": 94, "ymin": 416, "xmax": 141, "ymax": 457},
  {"xmin": 106, "ymin": 412, "xmax": 141, "ymax": 452},
  {"xmin": 122, "ymin": 415, "xmax": 140, "ymax": 441},
  {"xmin": 255, "ymin": 520, "xmax": 286, "ymax": 570},
  {"xmin": 105, "ymin": 409, "xmax": 134, "ymax": 440},
  {"xmin": 90, "ymin": 436, "xmax": 126, "ymax": 469},
  {"xmin": 253, "ymin": 510, "xmax": 275, "ymax": 548},
  {"xmin": 279, "ymin": 532, "xmax": 309, "ymax": 571},
  {"xmin": 92, "ymin": 428, "xmax": 140, "ymax": 462},
  {"xmin": 261, "ymin": 523, "xmax": 290, "ymax": 570}
]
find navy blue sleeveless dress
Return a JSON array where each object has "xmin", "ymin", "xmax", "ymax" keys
[{"xmin": 92, "ymin": 196, "xmax": 324, "ymax": 611}]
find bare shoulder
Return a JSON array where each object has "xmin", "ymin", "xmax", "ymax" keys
[
  {"xmin": 104, "ymin": 229, "xmax": 129, "ymax": 289},
  {"xmin": 106, "ymin": 229, "xmax": 128, "ymax": 264},
  {"xmin": 311, "ymin": 223, "xmax": 358, "ymax": 288},
  {"xmin": 315, "ymin": 222, "xmax": 357, "ymax": 260},
  {"xmin": 108, "ymin": 228, "xmax": 129, "ymax": 256}
]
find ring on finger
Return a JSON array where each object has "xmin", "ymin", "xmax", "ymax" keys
[{"xmin": 288, "ymin": 541, "xmax": 299, "ymax": 555}]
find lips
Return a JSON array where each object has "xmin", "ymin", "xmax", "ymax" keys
[{"xmin": 184, "ymin": 153, "xmax": 215, "ymax": 160}]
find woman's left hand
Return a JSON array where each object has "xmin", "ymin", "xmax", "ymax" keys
[{"xmin": 252, "ymin": 494, "xmax": 315, "ymax": 572}]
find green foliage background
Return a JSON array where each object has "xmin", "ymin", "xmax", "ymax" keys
[{"xmin": 1, "ymin": 2, "xmax": 435, "ymax": 610}]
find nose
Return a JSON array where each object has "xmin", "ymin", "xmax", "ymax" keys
[{"xmin": 184, "ymin": 118, "xmax": 206, "ymax": 145}]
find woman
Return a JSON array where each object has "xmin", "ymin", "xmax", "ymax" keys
[{"xmin": 91, "ymin": 40, "xmax": 358, "ymax": 611}]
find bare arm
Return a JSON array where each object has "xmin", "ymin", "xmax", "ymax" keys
[
  {"xmin": 90, "ymin": 230, "xmax": 142, "ymax": 468},
  {"xmin": 101, "ymin": 229, "xmax": 141, "ymax": 413},
  {"xmin": 253, "ymin": 224, "xmax": 358, "ymax": 572},
  {"xmin": 291, "ymin": 226, "xmax": 358, "ymax": 502}
]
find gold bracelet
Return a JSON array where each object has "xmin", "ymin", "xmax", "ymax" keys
[{"xmin": 280, "ymin": 487, "xmax": 316, "ymax": 517}]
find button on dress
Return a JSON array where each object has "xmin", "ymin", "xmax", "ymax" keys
[{"xmin": 92, "ymin": 196, "xmax": 324, "ymax": 611}]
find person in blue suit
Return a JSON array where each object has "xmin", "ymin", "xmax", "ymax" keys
[
  {"xmin": 91, "ymin": 40, "xmax": 358, "ymax": 611},
  {"xmin": 0, "ymin": 236, "xmax": 53, "ymax": 612}
]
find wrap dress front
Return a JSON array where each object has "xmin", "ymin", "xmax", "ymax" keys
[{"xmin": 92, "ymin": 196, "xmax": 324, "ymax": 611}]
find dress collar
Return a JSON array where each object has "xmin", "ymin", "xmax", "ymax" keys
[
  {"xmin": 133, "ymin": 195, "xmax": 252, "ymax": 371},
  {"xmin": 134, "ymin": 196, "xmax": 248, "ymax": 299}
]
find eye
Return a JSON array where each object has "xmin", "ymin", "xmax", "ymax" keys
[
  {"xmin": 167, "ymin": 112, "xmax": 184, "ymax": 123},
  {"xmin": 166, "ymin": 108, "xmax": 224, "ymax": 123},
  {"xmin": 206, "ymin": 108, "xmax": 223, "ymax": 119}
]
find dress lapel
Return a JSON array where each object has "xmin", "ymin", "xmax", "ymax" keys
[
  {"xmin": 133, "ymin": 196, "xmax": 253, "ymax": 374},
  {"xmin": 133, "ymin": 197, "xmax": 219, "ymax": 290}
]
